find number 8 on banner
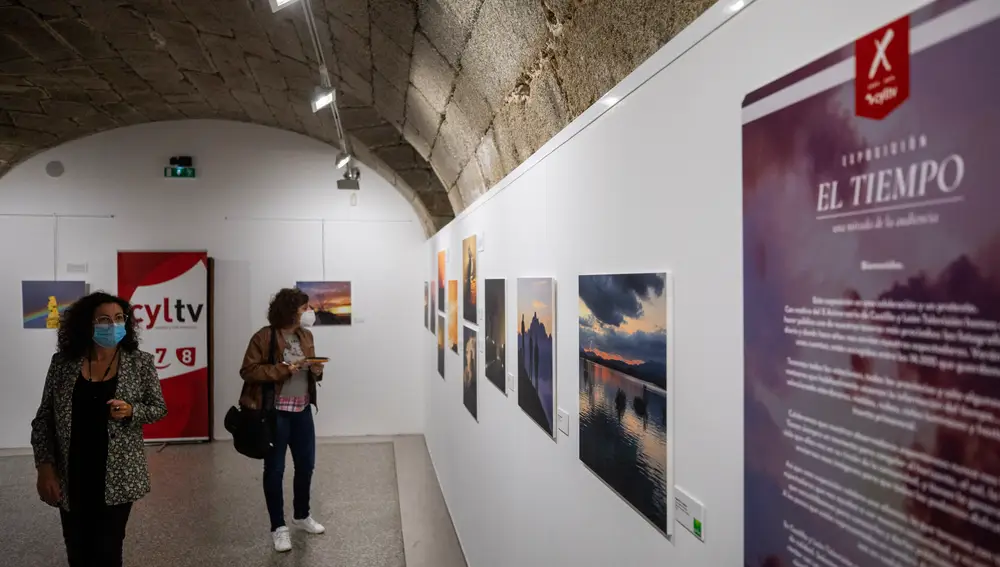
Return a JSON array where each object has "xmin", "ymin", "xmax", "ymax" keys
[{"xmin": 177, "ymin": 347, "xmax": 196, "ymax": 367}]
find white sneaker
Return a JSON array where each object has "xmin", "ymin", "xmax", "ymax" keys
[
  {"xmin": 272, "ymin": 526, "xmax": 292, "ymax": 552},
  {"xmin": 292, "ymin": 516, "xmax": 326, "ymax": 534}
]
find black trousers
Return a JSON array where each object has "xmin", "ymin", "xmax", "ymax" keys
[{"xmin": 59, "ymin": 503, "xmax": 132, "ymax": 567}]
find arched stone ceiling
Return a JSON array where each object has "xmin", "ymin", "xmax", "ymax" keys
[{"xmin": 0, "ymin": 0, "xmax": 714, "ymax": 234}]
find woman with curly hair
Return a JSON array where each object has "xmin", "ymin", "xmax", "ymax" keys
[
  {"xmin": 240, "ymin": 287, "xmax": 327, "ymax": 552},
  {"xmin": 30, "ymin": 291, "xmax": 167, "ymax": 567}
]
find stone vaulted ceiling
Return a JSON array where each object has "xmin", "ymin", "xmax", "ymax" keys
[{"xmin": 0, "ymin": 0, "xmax": 714, "ymax": 233}]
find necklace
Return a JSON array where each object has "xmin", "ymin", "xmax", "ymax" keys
[{"xmin": 87, "ymin": 347, "xmax": 119, "ymax": 383}]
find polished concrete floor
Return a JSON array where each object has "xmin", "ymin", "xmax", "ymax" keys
[{"xmin": 0, "ymin": 435, "xmax": 466, "ymax": 567}]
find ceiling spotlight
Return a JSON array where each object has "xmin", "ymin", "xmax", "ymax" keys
[
  {"xmin": 599, "ymin": 95, "xmax": 620, "ymax": 107},
  {"xmin": 728, "ymin": 0, "xmax": 746, "ymax": 12},
  {"xmin": 335, "ymin": 152, "xmax": 351, "ymax": 169},
  {"xmin": 268, "ymin": 0, "xmax": 300, "ymax": 13},
  {"xmin": 337, "ymin": 165, "xmax": 361, "ymax": 190},
  {"xmin": 312, "ymin": 88, "xmax": 335, "ymax": 113}
]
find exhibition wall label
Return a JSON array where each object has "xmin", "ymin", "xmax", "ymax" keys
[
  {"xmin": 742, "ymin": 2, "xmax": 1000, "ymax": 566},
  {"xmin": 118, "ymin": 251, "xmax": 210, "ymax": 442}
]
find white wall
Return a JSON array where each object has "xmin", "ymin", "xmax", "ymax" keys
[
  {"xmin": 421, "ymin": 0, "xmax": 932, "ymax": 566},
  {"xmin": 0, "ymin": 119, "xmax": 426, "ymax": 448}
]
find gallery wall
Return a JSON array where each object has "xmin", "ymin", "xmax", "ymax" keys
[
  {"xmin": 420, "ymin": 0, "xmax": 933, "ymax": 565},
  {"xmin": 0, "ymin": 119, "xmax": 426, "ymax": 448}
]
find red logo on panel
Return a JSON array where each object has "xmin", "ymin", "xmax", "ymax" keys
[{"xmin": 855, "ymin": 15, "xmax": 910, "ymax": 120}]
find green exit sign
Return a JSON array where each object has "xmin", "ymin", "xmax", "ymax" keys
[{"xmin": 164, "ymin": 166, "xmax": 196, "ymax": 178}]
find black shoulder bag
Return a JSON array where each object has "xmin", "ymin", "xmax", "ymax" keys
[{"xmin": 224, "ymin": 328, "xmax": 279, "ymax": 459}]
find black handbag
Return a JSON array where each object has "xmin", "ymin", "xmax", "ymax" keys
[{"xmin": 225, "ymin": 328, "xmax": 279, "ymax": 459}]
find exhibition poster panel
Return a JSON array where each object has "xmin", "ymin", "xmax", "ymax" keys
[
  {"xmin": 118, "ymin": 251, "xmax": 210, "ymax": 441},
  {"xmin": 742, "ymin": 2, "xmax": 1000, "ymax": 566}
]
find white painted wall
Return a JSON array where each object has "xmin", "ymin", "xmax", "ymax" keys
[
  {"xmin": 0, "ymin": 119, "xmax": 425, "ymax": 448},
  {"xmin": 421, "ymin": 0, "xmax": 933, "ymax": 565}
]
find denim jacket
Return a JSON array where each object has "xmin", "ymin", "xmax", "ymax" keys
[{"xmin": 30, "ymin": 350, "xmax": 168, "ymax": 511}]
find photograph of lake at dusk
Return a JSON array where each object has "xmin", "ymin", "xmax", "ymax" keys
[{"xmin": 579, "ymin": 272, "xmax": 670, "ymax": 535}]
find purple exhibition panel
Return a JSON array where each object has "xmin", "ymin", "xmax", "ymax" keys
[{"xmin": 742, "ymin": 2, "xmax": 1000, "ymax": 566}]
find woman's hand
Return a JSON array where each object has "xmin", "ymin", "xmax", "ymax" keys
[
  {"xmin": 309, "ymin": 362, "xmax": 326, "ymax": 374},
  {"xmin": 37, "ymin": 463, "xmax": 61, "ymax": 507},
  {"xmin": 107, "ymin": 399, "xmax": 133, "ymax": 421}
]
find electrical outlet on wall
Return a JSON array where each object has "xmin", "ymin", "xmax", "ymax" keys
[{"xmin": 507, "ymin": 371, "xmax": 515, "ymax": 392}]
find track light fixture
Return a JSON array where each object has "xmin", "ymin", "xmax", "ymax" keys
[
  {"xmin": 311, "ymin": 88, "xmax": 335, "ymax": 113},
  {"xmin": 335, "ymin": 152, "xmax": 351, "ymax": 169},
  {"xmin": 337, "ymin": 165, "xmax": 361, "ymax": 190},
  {"xmin": 268, "ymin": 0, "xmax": 300, "ymax": 13}
]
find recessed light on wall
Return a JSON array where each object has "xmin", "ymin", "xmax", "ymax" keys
[
  {"xmin": 728, "ymin": 0, "xmax": 746, "ymax": 13},
  {"xmin": 45, "ymin": 161, "xmax": 65, "ymax": 178}
]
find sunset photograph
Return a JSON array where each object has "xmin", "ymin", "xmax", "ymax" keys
[
  {"xmin": 517, "ymin": 277, "xmax": 556, "ymax": 437},
  {"xmin": 484, "ymin": 279, "xmax": 506, "ymax": 393},
  {"xmin": 437, "ymin": 250, "xmax": 446, "ymax": 308},
  {"xmin": 462, "ymin": 235, "xmax": 477, "ymax": 324},
  {"xmin": 296, "ymin": 281, "xmax": 352, "ymax": 326},
  {"xmin": 448, "ymin": 280, "xmax": 458, "ymax": 352},
  {"xmin": 578, "ymin": 272, "xmax": 670, "ymax": 535}
]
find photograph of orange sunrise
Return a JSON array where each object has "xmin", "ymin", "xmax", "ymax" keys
[{"xmin": 296, "ymin": 281, "xmax": 352, "ymax": 326}]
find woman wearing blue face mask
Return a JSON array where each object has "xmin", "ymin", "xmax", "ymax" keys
[{"xmin": 30, "ymin": 291, "xmax": 167, "ymax": 567}]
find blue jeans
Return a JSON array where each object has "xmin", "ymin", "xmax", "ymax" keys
[{"xmin": 263, "ymin": 409, "xmax": 316, "ymax": 531}]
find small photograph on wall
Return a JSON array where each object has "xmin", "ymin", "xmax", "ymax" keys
[
  {"xmin": 22, "ymin": 280, "xmax": 88, "ymax": 329},
  {"xmin": 437, "ymin": 315, "xmax": 445, "ymax": 378},
  {"xmin": 448, "ymin": 280, "xmax": 459, "ymax": 353},
  {"xmin": 296, "ymin": 281, "xmax": 352, "ymax": 326},
  {"xmin": 437, "ymin": 250, "xmax": 446, "ymax": 308},
  {"xmin": 579, "ymin": 272, "xmax": 671, "ymax": 536},
  {"xmin": 424, "ymin": 282, "xmax": 429, "ymax": 329},
  {"xmin": 430, "ymin": 285, "xmax": 436, "ymax": 333},
  {"xmin": 517, "ymin": 277, "xmax": 556, "ymax": 438},
  {"xmin": 463, "ymin": 325, "xmax": 478, "ymax": 420},
  {"xmin": 484, "ymin": 278, "xmax": 506, "ymax": 394},
  {"xmin": 462, "ymin": 235, "xmax": 477, "ymax": 324}
]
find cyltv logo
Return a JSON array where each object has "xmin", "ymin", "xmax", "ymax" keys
[{"xmin": 131, "ymin": 298, "xmax": 204, "ymax": 330}]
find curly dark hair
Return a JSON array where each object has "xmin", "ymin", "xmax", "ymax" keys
[
  {"xmin": 267, "ymin": 288, "xmax": 309, "ymax": 329},
  {"xmin": 57, "ymin": 291, "xmax": 140, "ymax": 359}
]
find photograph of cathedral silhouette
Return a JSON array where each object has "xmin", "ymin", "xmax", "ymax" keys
[
  {"xmin": 517, "ymin": 277, "xmax": 556, "ymax": 438},
  {"xmin": 448, "ymin": 280, "xmax": 459, "ymax": 353},
  {"xmin": 484, "ymin": 279, "xmax": 506, "ymax": 394},
  {"xmin": 462, "ymin": 235, "xmax": 477, "ymax": 324}
]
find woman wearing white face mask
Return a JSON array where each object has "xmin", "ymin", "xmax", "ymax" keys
[{"xmin": 239, "ymin": 288, "xmax": 327, "ymax": 552}]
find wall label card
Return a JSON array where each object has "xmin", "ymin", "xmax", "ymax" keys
[
  {"xmin": 674, "ymin": 486, "xmax": 705, "ymax": 542},
  {"xmin": 742, "ymin": 3, "xmax": 1000, "ymax": 566}
]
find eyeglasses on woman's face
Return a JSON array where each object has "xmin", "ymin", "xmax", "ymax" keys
[{"xmin": 94, "ymin": 314, "xmax": 127, "ymax": 326}]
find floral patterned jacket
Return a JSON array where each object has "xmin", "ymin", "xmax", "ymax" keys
[{"xmin": 30, "ymin": 350, "xmax": 168, "ymax": 511}]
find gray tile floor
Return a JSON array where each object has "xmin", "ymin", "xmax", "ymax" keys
[{"xmin": 0, "ymin": 435, "xmax": 466, "ymax": 567}]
